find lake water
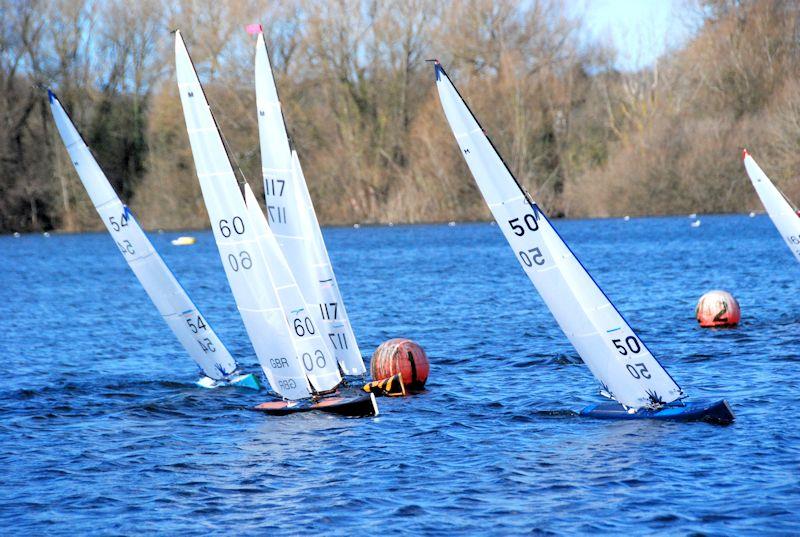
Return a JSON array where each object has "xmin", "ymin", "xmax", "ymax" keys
[{"xmin": 1, "ymin": 215, "xmax": 798, "ymax": 534}]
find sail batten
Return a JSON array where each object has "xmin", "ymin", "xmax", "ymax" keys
[
  {"xmin": 49, "ymin": 90, "xmax": 238, "ymax": 381},
  {"xmin": 434, "ymin": 62, "xmax": 683, "ymax": 408},
  {"xmin": 255, "ymin": 31, "xmax": 367, "ymax": 376}
]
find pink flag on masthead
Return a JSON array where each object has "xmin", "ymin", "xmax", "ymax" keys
[{"xmin": 245, "ymin": 23, "xmax": 263, "ymax": 35}]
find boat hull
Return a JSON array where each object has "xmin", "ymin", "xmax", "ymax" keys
[
  {"xmin": 195, "ymin": 373, "xmax": 261, "ymax": 391},
  {"xmin": 580, "ymin": 399, "xmax": 734, "ymax": 425},
  {"xmin": 254, "ymin": 392, "xmax": 378, "ymax": 417}
]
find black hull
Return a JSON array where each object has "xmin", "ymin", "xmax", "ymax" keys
[{"xmin": 254, "ymin": 392, "xmax": 378, "ymax": 417}]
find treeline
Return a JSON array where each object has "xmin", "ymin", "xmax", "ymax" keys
[{"xmin": 1, "ymin": 0, "xmax": 798, "ymax": 233}]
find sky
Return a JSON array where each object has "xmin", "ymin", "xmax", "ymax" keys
[{"xmin": 578, "ymin": 0, "xmax": 706, "ymax": 71}]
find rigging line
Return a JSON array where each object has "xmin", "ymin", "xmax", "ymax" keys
[{"xmin": 215, "ymin": 112, "xmax": 250, "ymax": 188}]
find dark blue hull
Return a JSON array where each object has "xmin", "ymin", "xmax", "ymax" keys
[{"xmin": 580, "ymin": 399, "xmax": 734, "ymax": 424}]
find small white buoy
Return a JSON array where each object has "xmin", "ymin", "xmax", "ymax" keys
[
  {"xmin": 489, "ymin": 221, "xmax": 495, "ymax": 226},
  {"xmin": 171, "ymin": 236, "xmax": 196, "ymax": 246},
  {"xmin": 623, "ymin": 215, "xmax": 630, "ymax": 221},
  {"xmin": 353, "ymin": 224, "xmax": 360, "ymax": 229},
  {"xmin": 691, "ymin": 219, "xmax": 701, "ymax": 228},
  {"xmin": 448, "ymin": 221, "xmax": 456, "ymax": 227},
  {"xmin": 689, "ymin": 213, "xmax": 697, "ymax": 219},
  {"xmin": 157, "ymin": 229, "xmax": 164, "ymax": 234},
  {"xmin": 13, "ymin": 232, "xmax": 20, "ymax": 238},
  {"xmin": 749, "ymin": 211, "xmax": 756, "ymax": 218},
  {"xmin": 388, "ymin": 222, "xmax": 394, "ymax": 227},
  {"xmin": 43, "ymin": 232, "xmax": 50, "ymax": 237}
]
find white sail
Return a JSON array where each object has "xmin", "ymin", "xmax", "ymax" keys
[
  {"xmin": 48, "ymin": 89, "xmax": 237, "ymax": 380},
  {"xmin": 255, "ymin": 31, "xmax": 366, "ymax": 375},
  {"xmin": 290, "ymin": 152, "xmax": 366, "ymax": 374},
  {"xmin": 743, "ymin": 150, "xmax": 800, "ymax": 263},
  {"xmin": 243, "ymin": 183, "xmax": 342, "ymax": 390},
  {"xmin": 174, "ymin": 30, "xmax": 312, "ymax": 400},
  {"xmin": 433, "ymin": 63, "xmax": 683, "ymax": 409}
]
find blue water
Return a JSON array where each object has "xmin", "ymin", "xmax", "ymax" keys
[{"xmin": 1, "ymin": 215, "xmax": 799, "ymax": 534}]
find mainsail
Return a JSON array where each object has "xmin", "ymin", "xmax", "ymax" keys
[
  {"xmin": 433, "ymin": 62, "xmax": 683, "ymax": 409},
  {"xmin": 743, "ymin": 150, "xmax": 800, "ymax": 263},
  {"xmin": 175, "ymin": 30, "xmax": 338, "ymax": 399},
  {"xmin": 48, "ymin": 90, "xmax": 238, "ymax": 380},
  {"xmin": 254, "ymin": 31, "xmax": 366, "ymax": 375},
  {"xmin": 243, "ymin": 183, "xmax": 341, "ymax": 391}
]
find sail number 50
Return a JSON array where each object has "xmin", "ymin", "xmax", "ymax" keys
[
  {"xmin": 519, "ymin": 247, "xmax": 545, "ymax": 267},
  {"xmin": 508, "ymin": 214, "xmax": 539, "ymax": 235},
  {"xmin": 626, "ymin": 363, "xmax": 651, "ymax": 379},
  {"xmin": 612, "ymin": 336, "xmax": 641, "ymax": 355}
]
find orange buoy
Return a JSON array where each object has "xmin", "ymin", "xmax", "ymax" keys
[
  {"xmin": 696, "ymin": 290, "xmax": 741, "ymax": 327},
  {"xmin": 371, "ymin": 338, "xmax": 429, "ymax": 391}
]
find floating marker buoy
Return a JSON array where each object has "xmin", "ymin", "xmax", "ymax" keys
[
  {"xmin": 353, "ymin": 224, "xmax": 360, "ymax": 229},
  {"xmin": 749, "ymin": 211, "xmax": 756, "ymax": 218},
  {"xmin": 171, "ymin": 236, "xmax": 196, "ymax": 246},
  {"xmin": 371, "ymin": 338, "xmax": 429, "ymax": 391},
  {"xmin": 13, "ymin": 232, "xmax": 20, "ymax": 238},
  {"xmin": 43, "ymin": 232, "xmax": 50, "ymax": 237},
  {"xmin": 696, "ymin": 290, "xmax": 740, "ymax": 327},
  {"xmin": 691, "ymin": 219, "xmax": 701, "ymax": 228},
  {"xmin": 689, "ymin": 213, "xmax": 697, "ymax": 219},
  {"xmin": 623, "ymin": 215, "xmax": 630, "ymax": 221},
  {"xmin": 448, "ymin": 221, "xmax": 456, "ymax": 227}
]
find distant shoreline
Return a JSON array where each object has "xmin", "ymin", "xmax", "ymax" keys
[{"xmin": 2, "ymin": 212, "xmax": 765, "ymax": 237}]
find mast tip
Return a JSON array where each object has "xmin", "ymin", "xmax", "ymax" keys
[
  {"xmin": 426, "ymin": 59, "xmax": 443, "ymax": 81},
  {"xmin": 46, "ymin": 88, "xmax": 55, "ymax": 104},
  {"xmin": 245, "ymin": 23, "xmax": 263, "ymax": 35}
]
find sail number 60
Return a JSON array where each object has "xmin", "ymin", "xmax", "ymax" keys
[
  {"xmin": 508, "ymin": 214, "xmax": 539, "ymax": 236},
  {"xmin": 228, "ymin": 250, "xmax": 253, "ymax": 271},
  {"xmin": 219, "ymin": 216, "xmax": 245, "ymax": 237},
  {"xmin": 293, "ymin": 317, "xmax": 316, "ymax": 337},
  {"xmin": 302, "ymin": 350, "xmax": 327, "ymax": 371}
]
